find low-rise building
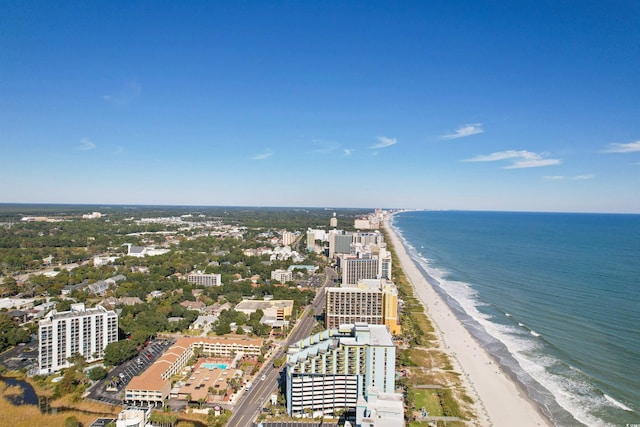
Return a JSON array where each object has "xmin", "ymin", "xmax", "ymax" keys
[
  {"xmin": 180, "ymin": 300, "xmax": 205, "ymax": 312},
  {"xmin": 235, "ymin": 299, "xmax": 294, "ymax": 327},
  {"xmin": 356, "ymin": 387, "xmax": 405, "ymax": 427},
  {"xmin": 115, "ymin": 406, "xmax": 150, "ymax": 427},
  {"xmin": 125, "ymin": 336, "xmax": 263, "ymax": 407}
]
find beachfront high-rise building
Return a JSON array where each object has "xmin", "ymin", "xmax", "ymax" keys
[
  {"xmin": 378, "ymin": 247, "xmax": 392, "ymax": 280},
  {"xmin": 329, "ymin": 230, "xmax": 385, "ymax": 260},
  {"xmin": 38, "ymin": 303, "xmax": 118, "ymax": 375},
  {"xmin": 325, "ymin": 279, "xmax": 401, "ymax": 334},
  {"xmin": 329, "ymin": 231, "xmax": 353, "ymax": 258},
  {"xmin": 326, "ymin": 285, "xmax": 383, "ymax": 327},
  {"xmin": 341, "ymin": 256, "xmax": 380, "ymax": 286},
  {"xmin": 285, "ymin": 323, "xmax": 396, "ymax": 419}
]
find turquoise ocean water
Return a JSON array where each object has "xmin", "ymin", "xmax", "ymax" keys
[{"xmin": 391, "ymin": 211, "xmax": 640, "ymax": 427}]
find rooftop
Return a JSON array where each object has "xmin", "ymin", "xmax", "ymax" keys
[{"xmin": 235, "ymin": 299, "xmax": 294, "ymax": 311}]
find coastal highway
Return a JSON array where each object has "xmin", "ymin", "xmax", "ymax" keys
[{"xmin": 225, "ymin": 267, "xmax": 336, "ymax": 427}]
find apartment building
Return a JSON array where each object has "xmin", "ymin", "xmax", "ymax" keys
[
  {"xmin": 185, "ymin": 271, "xmax": 222, "ymax": 287},
  {"xmin": 285, "ymin": 323, "xmax": 396, "ymax": 419},
  {"xmin": 282, "ymin": 231, "xmax": 297, "ymax": 246},
  {"xmin": 271, "ymin": 268, "xmax": 293, "ymax": 284},
  {"xmin": 38, "ymin": 303, "xmax": 118, "ymax": 375}
]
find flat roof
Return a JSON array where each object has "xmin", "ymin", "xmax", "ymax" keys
[{"xmin": 235, "ymin": 300, "xmax": 294, "ymax": 311}]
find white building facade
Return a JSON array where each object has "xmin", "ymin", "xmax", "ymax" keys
[
  {"xmin": 186, "ymin": 271, "xmax": 222, "ymax": 287},
  {"xmin": 285, "ymin": 323, "xmax": 396, "ymax": 419},
  {"xmin": 38, "ymin": 303, "xmax": 118, "ymax": 375},
  {"xmin": 271, "ymin": 269, "xmax": 293, "ymax": 283}
]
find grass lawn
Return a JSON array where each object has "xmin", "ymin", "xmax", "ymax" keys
[{"xmin": 414, "ymin": 389, "xmax": 442, "ymax": 416}]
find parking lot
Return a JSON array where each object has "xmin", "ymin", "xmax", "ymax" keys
[
  {"xmin": 87, "ymin": 338, "xmax": 173, "ymax": 404},
  {"xmin": 0, "ymin": 341, "xmax": 38, "ymax": 372}
]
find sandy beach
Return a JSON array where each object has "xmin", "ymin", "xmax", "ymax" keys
[{"xmin": 384, "ymin": 217, "xmax": 551, "ymax": 427}]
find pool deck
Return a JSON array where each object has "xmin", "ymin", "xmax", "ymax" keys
[{"xmin": 178, "ymin": 359, "xmax": 234, "ymax": 403}]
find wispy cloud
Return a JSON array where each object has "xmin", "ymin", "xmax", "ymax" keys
[
  {"xmin": 440, "ymin": 123, "xmax": 484, "ymax": 140},
  {"xmin": 343, "ymin": 149, "xmax": 354, "ymax": 156},
  {"xmin": 114, "ymin": 145, "xmax": 124, "ymax": 154},
  {"xmin": 102, "ymin": 80, "xmax": 141, "ymax": 105},
  {"xmin": 572, "ymin": 174, "xmax": 595, "ymax": 180},
  {"xmin": 544, "ymin": 174, "xmax": 595, "ymax": 181},
  {"xmin": 251, "ymin": 150, "xmax": 273, "ymax": 160},
  {"xmin": 311, "ymin": 139, "xmax": 340, "ymax": 154},
  {"xmin": 370, "ymin": 136, "xmax": 397, "ymax": 149},
  {"xmin": 78, "ymin": 138, "xmax": 96, "ymax": 151},
  {"xmin": 603, "ymin": 140, "xmax": 640, "ymax": 153},
  {"xmin": 463, "ymin": 150, "xmax": 561, "ymax": 169}
]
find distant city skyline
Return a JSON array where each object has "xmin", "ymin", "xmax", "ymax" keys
[{"xmin": 1, "ymin": 2, "xmax": 639, "ymax": 213}]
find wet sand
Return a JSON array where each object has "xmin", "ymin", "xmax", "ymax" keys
[{"xmin": 385, "ymin": 217, "xmax": 551, "ymax": 426}]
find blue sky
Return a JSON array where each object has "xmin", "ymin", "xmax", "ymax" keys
[{"xmin": 1, "ymin": 1, "xmax": 639, "ymax": 212}]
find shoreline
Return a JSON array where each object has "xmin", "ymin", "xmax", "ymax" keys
[{"xmin": 384, "ymin": 215, "xmax": 551, "ymax": 427}]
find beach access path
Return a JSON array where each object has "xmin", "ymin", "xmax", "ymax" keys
[{"xmin": 384, "ymin": 219, "xmax": 551, "ymax": 427}]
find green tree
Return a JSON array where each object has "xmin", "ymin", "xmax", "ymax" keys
[
  {"xmin": 88, "ymin": 366, "xmax": 108, "ymax": 381},
  {"xmin": 103, "ymin": 340, "xmax": 137, "ymax": 366}
]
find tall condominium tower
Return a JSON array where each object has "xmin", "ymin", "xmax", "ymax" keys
[
  {"xmin": 325, "ymin": 279, "xmax": 401, "ymax": 334},
  {"xmin": 285, "ymin": 323, "xmax": 396, "ymax": 418},
  {"xmin": 38, "ymin": 303, "xmax": 118, "ymax": 375}
]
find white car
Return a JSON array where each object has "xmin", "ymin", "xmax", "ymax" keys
[{"xmin": 261, "ymin": 374, "xmax": 266, "ymax": 381}]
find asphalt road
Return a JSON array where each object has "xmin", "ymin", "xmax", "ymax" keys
[{"xmin": 225, "ymin": 267, "xmax": 335, "ymax": 427}]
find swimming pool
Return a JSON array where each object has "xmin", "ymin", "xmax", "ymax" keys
[{"xmin": 201, "ymin": 363, "xmax": 228, "ymax": 370}]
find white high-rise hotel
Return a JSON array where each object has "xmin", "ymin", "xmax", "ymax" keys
[
  {"xmin": 38, "ymin": 303, "xmax": 118, "ymax": 375},
  {"xmin": 285, "ymin": 323, "xmax": 396, "ymax": 418}
]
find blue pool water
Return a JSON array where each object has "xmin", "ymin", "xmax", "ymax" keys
[{"xmin": 201, "ymin": 363, "xmax": 228, "ymax": 370}]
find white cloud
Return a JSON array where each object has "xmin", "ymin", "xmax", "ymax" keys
[
  {"xmin": 603, "ymin": 140, "xmax": 640, "ymax": 153},
  {"xmin": 440, "ymin": 123, "xmax": 484, "ymax": 140},
  {"xmin": 505, "ymin": 158, "xmax": 561, "ymax": 169},
  {"xmin": 78, "ymin": 138, "xmax": 96, "ymax": 151},
  {"xmin": 544, "ymin": 174, "xmax": 595, "ymax": 181},
  {"xmin": 311, "ymin": 139, "xmax": 340, "ymax": 154},
  {"xmin": 370, "ymin": 136, "xmax": 397, "ymax": 149},
  {"xmin": 571, "ymin": 174, "xmax": 595, "ymax": 180},
  {"xmin": 251, "ymin": 150, "xmax": 273, "ymax": 160},
  {"xmin": 464, "ymin": 150, "xmax": 561, "ymax": 169},
  {"xmin": 343, "ymin": 149, "xmax": 354, "ymax": 156}
]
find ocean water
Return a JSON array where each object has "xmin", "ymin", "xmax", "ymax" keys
[{"xmin": 391, "ymin": 210, "xmax": 640, "ymax": 427}]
